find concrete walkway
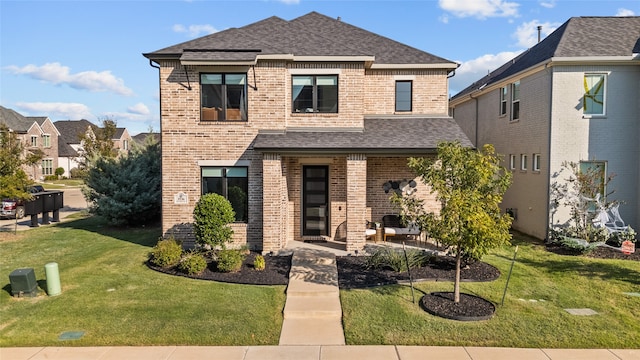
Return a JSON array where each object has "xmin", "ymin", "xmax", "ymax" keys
[
  {"xmin": 279, "ymin": 248, "xmax": 346, "ymax": 345},
  {"xmin": 2, "ymin": 346, "xmax": 638, "ymax": 359}
]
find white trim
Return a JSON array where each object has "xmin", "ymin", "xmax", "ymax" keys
[
  {"xmin": 369, "ymin": 62, "xmax": 458, "ymax": 69},
  {"xmin": 394, "ymin": 75, "xmax": 416, "ymax": 81},
  {"xmin": 197, "ymin": 160, "xmax": 251, "ymax": 167},
  {"xmin": 289, "ymin": 68, "xmax": 342, "ymax": 75}
]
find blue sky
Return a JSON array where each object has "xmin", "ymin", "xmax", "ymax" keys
[{"xmin": 1, "ymin": 0, "xmax": 638, "ymax": 135}]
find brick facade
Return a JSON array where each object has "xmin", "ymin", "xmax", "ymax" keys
[{"xmin": 158, "ymin": 57, "xmax": 449, "ymax": 252}]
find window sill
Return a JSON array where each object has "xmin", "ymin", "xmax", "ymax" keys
[
  {"xmin": 582, "ymin": 115, "xmax": 606, "ymax": 119},
  {"xmin": 199, "ymin": 120, "xmax": 249, "ymax": 124},
  {"xmin": 509, "ymin": 119, "xmax": 520, "ymax": 123},
  {"xmin": 291, "ymin": 113, "xmax": 339, "ymax": 117}
]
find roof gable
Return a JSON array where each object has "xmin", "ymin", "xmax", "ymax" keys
[
  {"xmin": 0, "ymin": 106, "xmax": 35, "ymax": 133},
  {"xmin": 452, "ymin": 16, "xmax": 640, "ymax": 101},
  {"xmin": 53, "ymin": 119, "xmax": 96, "ymax": 144}
]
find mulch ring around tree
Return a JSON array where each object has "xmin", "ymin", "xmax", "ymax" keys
[
  {"xmin": 147, "ymin": 252, "xmax": 292, "ymax": 285},
  {"xmin": 420, "ymin": 292, "xmax": 496, "ymax": 321},
  {"xmin": 336, "ymin": 255, "xmax": 501, "ymax": 289}
]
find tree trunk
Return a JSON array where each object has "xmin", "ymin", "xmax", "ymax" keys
[{"xmin": 454, "ymin": 250, "xmax": 461, "ymax": 303}]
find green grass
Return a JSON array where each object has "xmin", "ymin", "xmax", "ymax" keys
[
  {"xmin": 0, "ymin": 217, "xmax": 285, "ymax": 346},
  {"xmin": 41, "ymin": 179, "xmax": 84, "ymax": 189},
  {"xmin": 341, "ymin": 233, "xmax": 640, "ymax": 348}
]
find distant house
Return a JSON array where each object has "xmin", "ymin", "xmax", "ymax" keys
[
  {"xmin": 132, "ymin": 132, "xmax": 160, "ymax": 146},
  {"xmin": 54, "ymin": 119, "xmax": 96, "ymax": 178},
  {"xmin": 143, "ymin": 12, "xmax": 471, "ymax": 252},
  {"xmin": 113, "ymin": 127, "xmax": 132, "ymax": 155},
  {"xmin": 0, "ymin": 106, "xmax": 59, "ymax": 180},
  {"xmin": 450, "ymin": 16, "xmax": 640, "ymax": 240}
]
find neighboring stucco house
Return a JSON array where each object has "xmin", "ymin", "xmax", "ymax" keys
[
  {"xmin": 54, "ymin": 119, "xmax": 96, "ymax": 177},
  {"xmin": 143, "ymin": 12, "xmax": 472, "ymax": 253},
  {"xmin": 0, "ymin": 106, "xmax": 59, "ymax": 180},
  {"xmin": 450, "ymin": 17, "xmax": 640, "ymax": 240}
]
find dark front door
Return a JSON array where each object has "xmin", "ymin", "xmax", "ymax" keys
[{"xmin": 302, "ymin": 166, "xmax": 329, "ymax": 236}]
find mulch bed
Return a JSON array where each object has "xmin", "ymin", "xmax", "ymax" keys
[
  {"xmin": 420, "ymin": 292, "xmax": 496, "ymax": 321},
  {"xmin": 147, "ymin": 252, "xmax": 291, "ymax": 285},
  {"xmin": 546, "ymin": 243, "xmax": 640, "ymax": 261},
  {"xmin": 336, "ymin": 255, "xmax": 501, "ymax": 289}
]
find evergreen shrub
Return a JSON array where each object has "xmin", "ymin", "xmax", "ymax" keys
[
  {"xmin": 150, "ymin": 237, "xmax": 182, "ymax": 268},
  {"xmin": 193, "ymin": 193, "xmax": 235, "ymax": 248}
]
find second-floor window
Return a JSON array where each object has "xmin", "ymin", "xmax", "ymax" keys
[
  {"xmin": 583, "ymin": 74, "xmax": 606, "ymax": 116},
  {"xmin": 201, "ymin": 73, "xmax": 247, "ymax": 121},
  {"xmin": 292, "ymin": 75, "xmax": 338, "ymax": 113},
  {"xmin": 395, "ymin": 80, "xmax": 412, "ymax": 112},
  {"xmin": 509, "ymin": 154, "xmax": 516, "ymax": 170},
  {"xmin": 499, "ymin": 86, "xmax": 508, "ymax": 116},
  {"xmin": 30, "ymin": 135, "xmax": 38, "ymax": 147},
  {"xmin": 511, "ymin": 81, "xmax": 520, "ymax": 121},
  {"xmin": 520, "ymin": 154, "xmax": 527, "ymax": 171},
  {"xmin": 533, "ymin": 153, "xmax": 541, "ymax": 172},
  {"xmin": 42, "ymin": 134, "xmax": 51, "ymax": 148}
]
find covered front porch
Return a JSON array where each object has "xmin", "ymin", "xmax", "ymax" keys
[{"xmin": 254, "ymin": 116, "xmax": 473, "ymax": 253}]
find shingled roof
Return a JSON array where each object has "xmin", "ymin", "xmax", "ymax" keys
[
  {"xmin": 253, "ymin": 117, "xmax": 473, "ymax": 154},
  {"xmin": 143, "ymin": 12, "xmax": 455, "ymax": 68},
  {"xmin": 452, "ymin": 16, "xmax": 640, "ymax": 101},
  {"xmin": 0, "ymin": 106, "xmax": 34, "ymax": 133}
]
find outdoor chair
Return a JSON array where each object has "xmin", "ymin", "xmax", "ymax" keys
[{"xmin": 382, "ymin": 214, "xmax": 421, "ymax": 242}]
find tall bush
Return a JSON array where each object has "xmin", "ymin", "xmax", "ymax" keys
[
  {"xmin": 83, "ymin": 142, "xmax": 161, "ymax": 226},
  {"xmin": 193, "ymin": 193, "xmax": 235, "ymax": 248}
]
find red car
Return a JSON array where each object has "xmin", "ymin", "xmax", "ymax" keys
[{"xmin": 1, "ymin": 185, "xmax": 45, "ymax": 219}]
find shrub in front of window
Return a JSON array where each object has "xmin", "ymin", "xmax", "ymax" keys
[
  {"xmin": 178, "ymin": 252, "xmax": 208, "ymax": 275},
  {"xmin": 193, "ymin": 193, "xmax": 236, "ymax": 248},
  {"xmin": 55, "ymin": 167, "xmax": 65, "ymax": 178},
  {"xmin": 150, "ymin": 237, "xmax": 183, "ymax": 268},
  {"xmin": 216, "ymin": 249, "xmax": 245, "ymax": 273}
]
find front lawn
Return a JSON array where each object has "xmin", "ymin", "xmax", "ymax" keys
[
  {"xmin": 0, "ymin": 217, "xmax": 286, "ymax": 346},
  {"xmin": 340, "ymin": 232, "xmax": 640, "ymax": 348}
]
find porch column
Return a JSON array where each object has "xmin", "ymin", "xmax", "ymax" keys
[
  {"xmin": 346, "ymin": 153, "xmax": 367, "ymax": 252},
  {"xmin": 263, "ymin": 153, "xmax": 283, "ymax": 253}
]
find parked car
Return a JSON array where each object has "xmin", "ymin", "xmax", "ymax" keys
[{"xmin": 0, "ymin": 185, "xmax": 45, "ymax": 219}]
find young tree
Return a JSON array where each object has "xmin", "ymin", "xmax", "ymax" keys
[
  {"xmin": 78, "ymin": 118, "xmax": 118, "ymax": 170},
  {"xmin": 83, "ymin": 140, "xmax": 161, "ymax": 226},
  {"xmin": 406, "ymin": 141, "xmax": 512, "ymax": 303},
  {"xmin": 0, "ymin": 123, "xmax": 41, "ymax": 201}
]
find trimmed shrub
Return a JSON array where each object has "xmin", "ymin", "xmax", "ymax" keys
[
  {"xmin": 254, "ymin": 255, "xmax": 266, "ymax": 271},
  {"xmin": 193, "ymin": 193, "xmax": 235, "ymax": 248},
  {"xmin": 178, "ymin": 252, "xmax": 208, "ymax": 275},
  {"xmin": 150, "ymin": 237, "xmax": 182, "ymax": 268},
  {"xmin": 216, "ymin": 249, "xmax": 244, "ymax": 273},
  {"xmin": 55, "ymin": 167, "xmax": 65, "ymax": 177}
]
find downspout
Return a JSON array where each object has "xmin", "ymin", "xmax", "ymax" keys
[{"xmin": 469, "ymin": 92, "xmax": 479, "ymax": 147}]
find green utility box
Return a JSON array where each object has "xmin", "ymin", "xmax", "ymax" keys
[{"xmin": 9, "ymin": 268, "xmax": 38, "ymax": 297}]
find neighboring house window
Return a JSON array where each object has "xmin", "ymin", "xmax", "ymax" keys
[
  {"xmin": 201, "ymin": 167, "xmax": 248, "ymax": 222},
  {"xmin": 499, "ymin": 86, "xmax": 508, "ymax": 116},
  {"xmin": 123, "ymin": 140, "xmax": 129, "ymax": 151},
  {"xmin": 30, "ymin": 135, "xmax": 38, "ymax": 147},
  {"xmin": 42, "ymin": 134, "xmax": 51, "ymax": 148},
  {"xmin": 511, "ymin": 81, "xmax": 520, "ymax": 121},
  {"xmin": 42, "ymin": 159, "xmax": 53, "ymax": 176},
  {"xmin": 395, "ymin": 80, "xmax": 412, "ymax": 112},
  {"xmin": 292, "ymin": 75, "xmax": 338, "ymax": 113},
  {"xmin": 201, "ymin": 73, "xmax": 248, "ymax": 121},
  {"xmin": 533, "ymin": 153, "xmax": 541, "ymax": 172},
  {"xmin": 583, "ymin": 74, "xmax": 606, "ymax": 116},
  {"xmin": 509, "ymin": 154, "xmax": 516, "ymax": 170},
  {"xmin": 520, "ymin": 154, "xmax": 527, "ymax": 171}
]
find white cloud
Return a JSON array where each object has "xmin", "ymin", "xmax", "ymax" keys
[
  {"xmin": 127, "ymin": 102, "xmax": 150, "ymax": 115},
  {"xmin": 439, "ymin": 0, "xmax": 519, "ymax": 19},
  {"xmin": 172, "ymin": 24, "xmax": 217, "ymax": 37},
  {"xmin": 513, "ymin": 20, "xmax": 561, "ymax": 48},
  {"xmin": 450, "ymin": 51, "xmax": 523, "ymax": 94},
  {"xmin": 16, "ymin": 102, "xmax": 94, "ymax": 120},
  {"xmin": 5, "ymin": 62, "xmax": 134, "ymax": 96},
  {"xmin": 616, "ymin": 8, "xmax": 635, "ymax": 16},
  {"xmin": 277, "ymin": 0, "xmax": 300, "ymax": 4},
  {"xmin": 539, "ymin": 0, "xmax": 556, "ymax": 8}
]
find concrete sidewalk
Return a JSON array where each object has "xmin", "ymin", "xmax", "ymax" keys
[{"xmin": 2, "ymin": 345, "xmax": 638, "ymax": 359}]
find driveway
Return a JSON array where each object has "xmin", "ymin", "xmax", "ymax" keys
[{"xmin": 0, "ymin": 187, "xmax": 88, "ymax": 232}]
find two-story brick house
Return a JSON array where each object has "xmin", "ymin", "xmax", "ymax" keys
[
  {"xmin": 450, "ymin": 17, "xmax": 640, "ymax": 240},
  {"xmin": 144, "ymin": 12, "xmax": 472, "ymax": 253}
]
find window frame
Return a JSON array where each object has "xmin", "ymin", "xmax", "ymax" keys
[
  {"xmin": 200, "ymin": 73, "xmax": 248, "ymax": 122},
  {"xmin": 520, "ymin": 154, "xmax": 527, "ymax": 171},
  {"xmin": 395, "ymin": 80, "xmax": 413, "ymax": 112},
  {"xmin": 42, "ymin": 134, "xmax": 51, "ymax": 148},
  {"xmin": 533, "ymin": 153, "xmax": 541, "ymax": 172},
  {"xmin": 583, "ymin": 73, "xmax": 606, "ymax": 117},
  {"xmin": 511, "ymin": 81, "xmax": 520, "ymax": 122},
  {"xmin": 499, "ymin": 86, "xmax": 508, "ymax": 116},
  {"xmin": 30, "ymin": 135, "xmax": 38, "ymax": 147},
  {"xmin": 291, "ymin": 75, "xmax": 339, "ymax": 114},
  {"xmin": 42, "ymin": 159, "xmax": 53, "ymax": 176},
  {"xmin": 509, "ymin": 154, "xmax": 516, "ymax": 170},
  {"xmin": 201, "ymin": 166, "xmax": 249, "ymax": 223}
]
